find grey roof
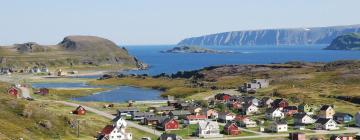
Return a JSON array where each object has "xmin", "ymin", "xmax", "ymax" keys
[
  {"xmin": 118, "ymin": 107, "xmax": 139, "ymax": 112},
  {"xmin": 198, "ymin": 121, "xmax": 219, "ymax": 130},
  {"xmin": 155, "ymin": 106, "xmax": 175, "ymax": 111},
  {"xmin": 293, "ymin": 113, "xmax": 308, "ymax": 119},
  {"xmin": 315, "ymin": 118, "xmax": 332, "ymax": 124},
  {"xmin": 320, "ymin": 105, "xmax": 332, "ymax": 111},
  {"xmin": 169, "ymin": 110, "xmax": 191, "ymax": 116},
  {"xmin": 133, "ymin": 112, "xmax": 155, "ymax": 117},
  {"xmin": 274, "ymin": 120, "xmax": 287, "ymax": 125},
  {"xmin": 334, "ymin": 112, "xmax": 353, "ymax": 118},
  {"xmin": 144, "ymin": 116, "xmax": 168, "ymax": 122},
  {"xmin": 265, "ymin": 108, "xmax": 278, "ymax": 113}
]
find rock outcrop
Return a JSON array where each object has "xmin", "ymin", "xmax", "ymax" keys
[{"xmin": 178, "ymin": 24, "xmax": 360, "ymax": 46}]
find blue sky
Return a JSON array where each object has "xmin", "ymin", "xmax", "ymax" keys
[{"xmin": 0, "ymin": 0, "xmax": 360, "ymax": 45}]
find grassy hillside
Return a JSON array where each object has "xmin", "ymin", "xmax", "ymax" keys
[{"xmin": 325, "ymin": 33, "xmax": 360, "ymax": 50}]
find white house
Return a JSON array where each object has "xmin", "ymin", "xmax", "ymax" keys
[
  {"xmin": 99, "ymin": 116, "xmax": 132, "ymax": 140},
  {"xmin": 265, "ymin": 108, "xmax": 284, "ymax": 120},
  {"xmin": 241, "ymin": 104, "xmax": 259, "ymax": 115},
  {"xmin": 268, "ymin": 120, "xmax": 288, "ymax": 133},
  {"xmin": 293, "ymin": 113, "xmax": 316, "ymax": 124},
  {"xmin": 197, "ymin": 121, "xmax": 223, "ymax": 138},
  {"xmin": 238, "ymin": 117, "xmax": 257, "ymax": 128},
  {"xmin": 355, "ymin": 112, "xmax": 360, "ymax": 127},
  {"xmin": 314, "ymin": 118, "xmax": 339, "ymax": 130},
  {"xmin": 218, "ymin": 112, "xmax": 236, "ymax": 123}
]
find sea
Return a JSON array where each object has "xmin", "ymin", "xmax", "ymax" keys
[{"xmin": 124, "ymin": 45, "xmax": 360, "ymax": 75}]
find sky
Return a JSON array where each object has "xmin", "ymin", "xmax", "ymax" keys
[{"xmin": 0, "ymin": 0, "xmax": 360, "ymax": 45}]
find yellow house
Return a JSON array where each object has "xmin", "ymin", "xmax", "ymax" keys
[{"xmin": 318, "ymin": 105, "xmax": 335, "ymax": 119}]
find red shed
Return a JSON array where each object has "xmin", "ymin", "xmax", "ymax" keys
[
  {"xmin": 215, "ymin": 93, "xmax": 231, "ymax": 101},
  {"xmin": 8, "ymin": 87, "xmax": 19, "ymax": 97},
  {"xmin": 157, "ymin": 118, "xmax": 179, "ymax": 131},
  {"xmin": 224, "ymin": 122, "xmax": 240, "ymax": 135},
  {"xmin": 35, "ymin": 88, "xmax": 49, "ymax": 95},
  {"xmin": 73, "ymin": 106, "xmax": 86, "ymax": 115}
]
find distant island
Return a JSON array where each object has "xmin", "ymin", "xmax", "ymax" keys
[
  {"xmin": 161, "ymin": 46, "xmax": 233, "ymax": 54},
  {"xmin": 0, "ymin": 35, "xmax": 146, "ymax": 70},
  {"xmin": 324, "ymin": 33, "xmax": 360, "ymax": 50},
  {"xmin": 177, "ymin": 24, "xmax": 360, "ymax": 46}
]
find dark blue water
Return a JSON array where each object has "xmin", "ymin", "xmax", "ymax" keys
[
  {"xmin": 124, "ymin": 45, "xmax": 360, "ymax": 75},
  {"xmin": 72, "ymin": 86, "xmax": 163, "ymax": 102}
]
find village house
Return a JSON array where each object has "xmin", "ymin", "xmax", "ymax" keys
[
  {"xmin": 189, "ymin": 105, "xmax": 202, "ymax": 115},
  {"xmin": 265, "ymin": 108, "xmax": 285, "ymax": 120},
  {"xmin": 34, "ymin": 88, "xmax": 49, "ymax": 96},
  {"xmin": 355, "ymin": 112, "xmax": 360, "ymax": 127},
  {"xmin": 159, "ymin": 134, "xmax": 181, "ymax": 140},
  {"xmin": 235, "ymin": 115, "xmax": 257, "ymax": 128},
  {"xmin": 202, "ymin": 108, "xmax": 218, "ymax": 120},
  {"xmin": 149, "ymin": 106, "xmax": 175, "ymax": 115},
  {"xmin": 298, "ymin": 103, "xmax": 316, "ymax": 115},
  {"xmin": 228, "ymin": 101, "xmax": 242, "ymax": 109},
  {"xmin": 330, "ymin": 135, "xmax": 354, "ymax": 140},
  {"xmin": 98, "ymin": 116, "xmax": 132, "ymax": 140},
  {"xmin": 157, "ymin": 118, "xmax": 179, "ymax": 131},
  {"xmin": 283, "ymin": 106, "xmax": 298, "ymax": 116},
  {"xmin": 333, "ymin": 112, "xmax": 353, "ymax": 124},
  {"xmin": 260, "ymin": 97, "xmax": 273, "ymax": 108},
  {"xmin": 184, "ymin": 115, "xmax": 207, "ymax": 124},
  {"xmin": 214, "ymin": 93, "xmax": 231, "ymax": 101},
  {"xmin": 176, "ymin": 102, "xmax": 191, "ymax": 110},
  {"xmin": 271, "ymin": 98, "xmax": 289, "ymax": 109},
  {"xmin": 218, "ymin": 112, "xmax": 236, "ymax": 123},
  {"xmin": 239, "ymin": 103, "xmax": 258, "ymax": 115},
  {"xmin": 314, "ymin": 118, "xmax": 338, "ymax": 130},
  {"xmin": 240, "ymin": 79, "xmax": 269, "ymax": 93},
  {"xmin": 243, "ymin": 96, "xmax": 260, "ymax": 106},
  {"xmin": 118, "ymin": 107, "xmax": 140, "ymax": 117},
  {"xmin": 224, "ymin": 122, "xmax": 240, "ymax": 135},
  {"xmin": 268, "ymin": 120, "xmax": 288, "ymax": 133},
  {"xmin": 289, "ymin": 132, "xmax": 306, "ymax": 140},
  {"xmin": 196, "ymin": 121, "xmax": 223, "ymax": 138},
  {"xmin": 72, "ymin": 106, "xmax": 86, "ymax": 115},
  {"xmin": 293, "ymin": 113, "xmax": 316, "ymax": 124},
  {"xmin": 131, "ymin": 112, "xmax": 155, "ymax": 121},
  {"xmin": 167, "ymin": 110, "xmax": 191, "ymax": 120},
  {"xmin": 318, "ymin": 105, "xmax": 335, "ymax": 119},
  {"xmin": 142, "ymin": 116, "xmax": 168, "ymax": 126}
]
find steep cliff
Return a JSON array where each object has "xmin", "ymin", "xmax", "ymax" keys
[{"xmin": 178, "ymin": 24, "xmax": 360, "ymax": 46}]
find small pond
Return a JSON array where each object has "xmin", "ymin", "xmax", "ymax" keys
[{"xmin": 31, "ymin": 82, "xmax": 163, "ymax": 102}]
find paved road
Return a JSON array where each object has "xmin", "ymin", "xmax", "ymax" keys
[
  {"xmin": 185, "ymin": 126, "xmax": 360, "ymax": 140},
  {"xmin": 49, "ymin": 100, "xmax": 162, "ymax": 136}
]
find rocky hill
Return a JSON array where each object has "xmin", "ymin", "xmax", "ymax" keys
[
  {"xmin": 324, "ymin": 33, "xmax": 360, "ymax": 50},
  {"xmin": 178, "ymin": 24, "xmax": 360, "ymax": 46},
  {"xmin": 0, "ymin": 35, "xmax": 146, "ymax": 69}
]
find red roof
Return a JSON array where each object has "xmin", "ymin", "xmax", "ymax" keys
[
  {"xmin": 186, "ymin": 115, "xmax": 207, "ymax": 120},
  {"xmin": 101, "ymin": 125, "xmax": 115, "ymax": 135}
]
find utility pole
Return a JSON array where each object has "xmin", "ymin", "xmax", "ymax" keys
[{"xmin": 77, "ymin": 119, "xmax": 80, "ymax": 138}]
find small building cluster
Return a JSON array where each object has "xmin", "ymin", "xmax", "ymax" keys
[{"xmin": 97, "ymin": 116, "xmax": 133, "ymax": 140}]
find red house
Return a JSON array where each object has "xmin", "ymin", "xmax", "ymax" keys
[
  {"xmin": 8, "ymin": 87, "xmax": 19, "ymax": 97},
  {"xmin": 157, "ymin": 118, "xmax": 179, "ymax": 131},
  {"xmin": 215, "ymin": 93, "xmax": 231, "ymax": 101},
  {"xmin": 224, "ymin": 122, "xmax": 240, "ymax": 135},
  {"xmin": 271, "ymin": 98, "xmax": 289, "ymax": 108},
  {"xmin": 73, "ymin": 106, "xmax": 86, "ymax": 115},
  {"xmin": 35, "ymin": 88, "xmax": 49, "ymax": 95}
]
